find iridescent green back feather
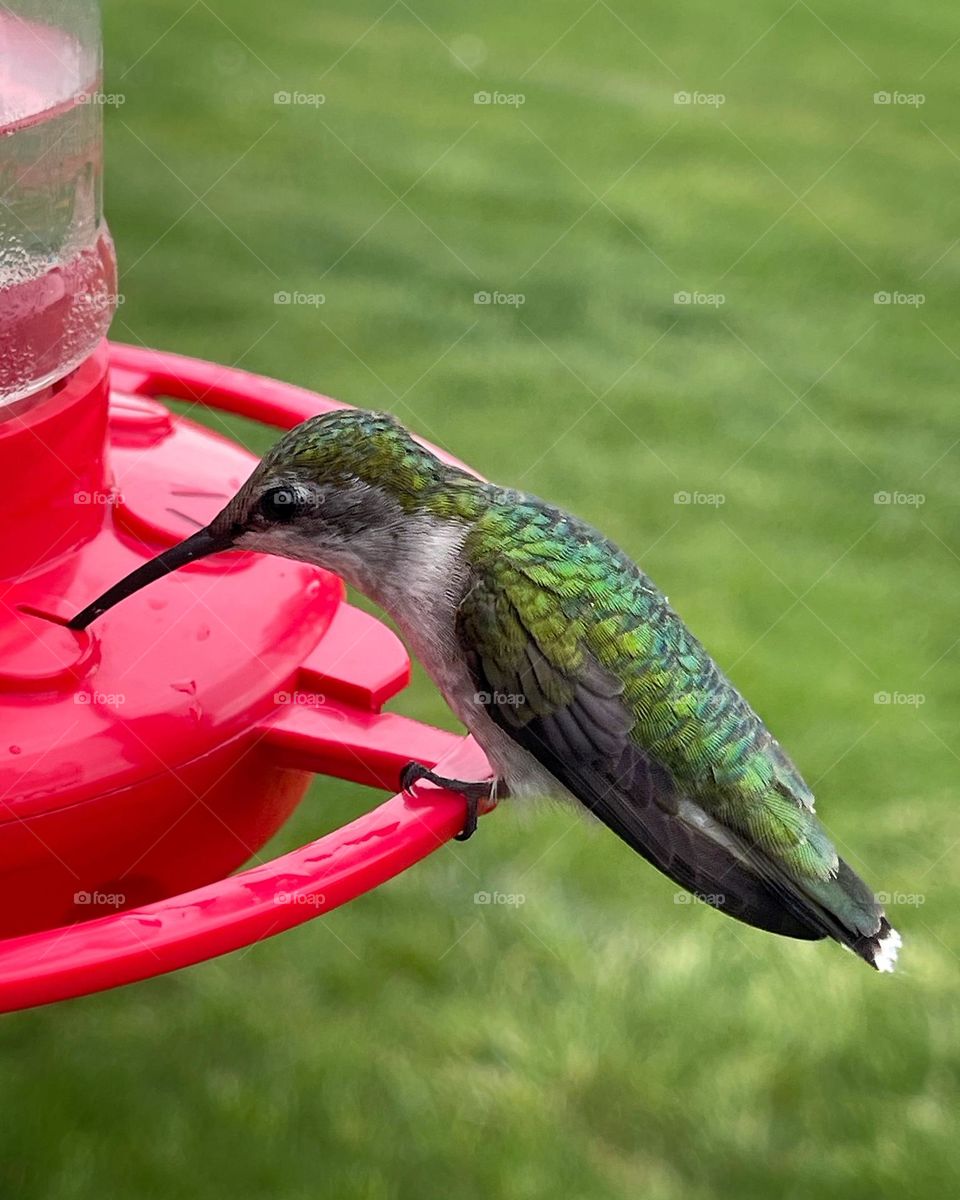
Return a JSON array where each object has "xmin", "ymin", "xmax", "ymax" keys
[{"xmin": 461, "ymin": 496, "xmax": 838, "ymax": 884}]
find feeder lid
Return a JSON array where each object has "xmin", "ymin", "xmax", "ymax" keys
[{"xmin": 0, "ymin": 344, "xmax": 344, "ymax": 820}]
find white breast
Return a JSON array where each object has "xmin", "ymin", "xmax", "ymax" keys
[{"xmin": 369, "ymin": 520, "xmax": 565, "ymax": 799}]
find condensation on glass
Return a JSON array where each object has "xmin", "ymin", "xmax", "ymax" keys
[{"xmin": 0, "ymin": 1, "xmax": 117, "ymax": 407}]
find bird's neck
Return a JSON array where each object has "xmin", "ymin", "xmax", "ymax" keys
[{"xmin": 334, "ymin": 511, "xmax": 472, "ymax": 634}]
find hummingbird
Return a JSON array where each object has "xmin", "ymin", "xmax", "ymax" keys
[{"xmin": 70, "ymin": 408, "xmax": 901, "ymax": 972}]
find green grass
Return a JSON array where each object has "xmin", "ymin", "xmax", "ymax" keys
[{"xmin": 3, "ymin": 1, "xmax": 959, "ymax": 1196}]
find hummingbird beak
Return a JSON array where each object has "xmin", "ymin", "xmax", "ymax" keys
[{"xmin": 68, "ymin": 526, "xmax": 237, "ymax": 630}]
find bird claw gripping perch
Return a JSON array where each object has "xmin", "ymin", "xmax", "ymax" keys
[{"xmin": 400, "ymin": 761, "xmax": 498, "ymax": 840}]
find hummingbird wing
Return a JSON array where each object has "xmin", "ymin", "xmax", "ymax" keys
[{"xmin": 457, "ymin": 499, "xmax": 894, "ymax": 965}]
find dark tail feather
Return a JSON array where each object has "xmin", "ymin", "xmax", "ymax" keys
[
  {"xmin": 795, "ymin": 858, "xmax": 902, "ymax": 972},
  {"xmin": 593, "ymin": 783, "xmax": 901, "ymax": 969},
  {"xmin": 564, "ymin": 752, "xmax": 901, "ymax": 970},
  {"xmin": 580, "ymin": 779, "xmax": 828, "ymax": 941}
]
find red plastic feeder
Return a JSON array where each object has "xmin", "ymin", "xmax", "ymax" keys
[
  {"xmin": 0, "ymin": 4, "xmax": 489, "ymax": 1012},
  {"xmin": 0, "ymin": 343, "xmax": 490, "ymax": 1013}
]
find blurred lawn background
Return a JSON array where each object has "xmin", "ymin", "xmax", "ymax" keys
[{"xmin": 3, "ymin": 0, "xmax": 959, "ymax": 1196}]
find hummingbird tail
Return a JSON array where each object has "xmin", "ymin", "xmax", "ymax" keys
[
  {"xmin": 703, "ymin": 830, "xmax": 902, "ymax": 971},
  {"xmin": 560, "ymin": 749, "xmax": 903, "ymax": 970},
  {"xmin": 684, "ymin": 804, "xmax": 903, "ymax": 971},
  {"xmin": 796, "ymin": 857, "xmax": 902, "ymax": 972}
]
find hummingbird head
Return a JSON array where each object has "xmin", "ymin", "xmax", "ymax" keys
[{"xmin": 69, "ymin": 408, "xmax": 485, "ymax": 629}]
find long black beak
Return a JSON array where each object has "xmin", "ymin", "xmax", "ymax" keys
[{"xmin": 68, "ymin": 527, "xmax": 236, "ymax": 630}]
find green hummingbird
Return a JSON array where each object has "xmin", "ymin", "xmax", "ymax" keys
[{"xmin": 70, "ymin": 408, "xmax": 901, "ymax": 972}]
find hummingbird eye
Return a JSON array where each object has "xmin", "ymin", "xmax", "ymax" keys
[{"xmin": 258, "ymin": 486, "xmax": 305, "ymax": 523}]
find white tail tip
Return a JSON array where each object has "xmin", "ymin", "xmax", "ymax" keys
[{"xmin": 874, "ymin": 925, "xmax": 902, "ymax": 973}]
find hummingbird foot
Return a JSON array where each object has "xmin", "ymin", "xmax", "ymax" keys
[{"xmin": 399, "ymin": 761, "xmax": 498, "ymax": 841}]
